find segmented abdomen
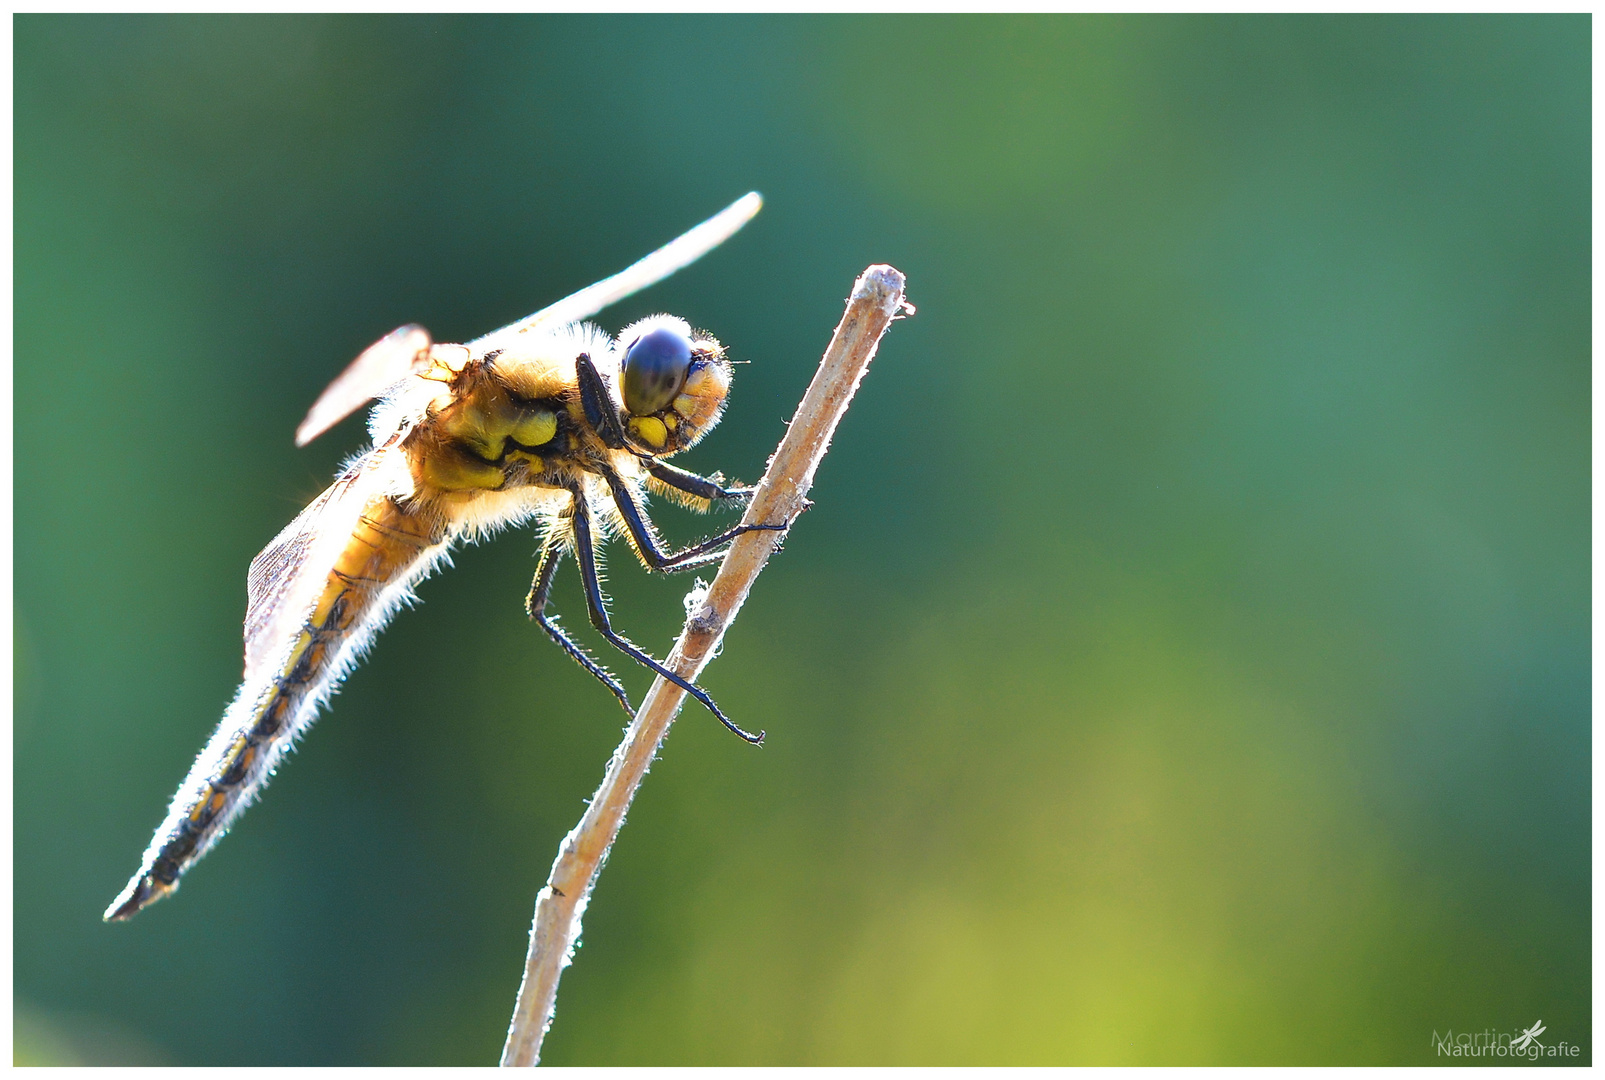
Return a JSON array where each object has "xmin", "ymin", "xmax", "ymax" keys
[{"xmin": 105, "ymin": 497, "xmax": 446, "ymax": 920}]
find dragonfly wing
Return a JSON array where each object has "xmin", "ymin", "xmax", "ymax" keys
[
  {"xmin": 244, "ymin": 441, "xmax": 397, "ymax": 680},
  {"xmin": 108, "ymin": 433, "xmax": 444, "ymax": 920},
  {"xmin": 295, "ymin": 324, "xmax": 433, "ymax": 447},
  {"xmin": 469, "ymin": 192, "xmax": 762, "ymax": 354}
]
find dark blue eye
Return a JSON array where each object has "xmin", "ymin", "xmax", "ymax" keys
[{"xmin": 622, "ymin": 326, "xmax": 692, "ymax": 416}]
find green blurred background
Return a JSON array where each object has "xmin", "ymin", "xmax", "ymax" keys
[{"xmin": 14, "ymin": 14, "xmax": 1589, "ymax": 1065}]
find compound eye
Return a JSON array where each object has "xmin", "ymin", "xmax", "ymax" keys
[{"xmin": 622, "ymin": 326, "xmax": 693, "ymax": 416}]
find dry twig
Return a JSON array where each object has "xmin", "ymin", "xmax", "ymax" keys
[{"xmin": 499, "ymin": 264, "xmax": 912, "ymax": 1066}]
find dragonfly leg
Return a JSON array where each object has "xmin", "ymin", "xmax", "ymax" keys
[
  {"xmin": 600, "ymin": 467, "xmax": 787, "ymax": 574},
  {"xmin": 575, "ymin": 352, "xmax": 629, "ymax": 450},
  {"xmin": 526, "ymin": 539, "xmax": 633, "ymax": 717},
  {"xmin": 569, "ymin": 489, "xmax": 763, "ymax": 744},
  {"xmin": 641, "ymin": 458, "xmax": 754, "ymax": 501}
]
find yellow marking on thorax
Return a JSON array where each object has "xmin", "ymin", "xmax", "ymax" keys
[
  {"xmin": 453, "ymin": 385, "xmax": 517, "ymax": 460},
  {"xmin": 510, "ymin": 409, "xmax": 556, "ymax": 448},
  {"xmin": 422, "ymin": 445, "xmax": 507, "ymax": 491},
  {"xmin": 424, "ymin": 372, "xmax": 561, "ymax": 492}
]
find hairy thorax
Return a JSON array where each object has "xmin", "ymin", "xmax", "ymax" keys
[{"xmin": 397, "ymin": 322, "xmax": 733, "ymax": 528}]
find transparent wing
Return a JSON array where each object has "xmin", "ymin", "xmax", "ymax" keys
[
  {"xmin": 243, "ymin": 438, "xmax": 399, "ymax": 679},
  {"xmin": 295, "ymin": 324, "xmax": 433, "ymax": 447},
  {"xmin": 469, "ymin": 191, "xmax": 762, "ymax": 354}
]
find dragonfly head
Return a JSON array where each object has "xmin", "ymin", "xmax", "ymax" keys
[{"xmin": 617, "ymin": 316, "xmax": 731, "ymax": 456}]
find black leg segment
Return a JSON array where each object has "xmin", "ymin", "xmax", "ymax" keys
[
  {"xmin": 602, "ymin": 467, "xmax": 787, "ymax": 574},
  {"xmin": 643, "ymin": 458, "xmax": 754, "ymax": 502},
  {"xmin": 575, "ymin": 353, "xmax": 629, "ymax": 450},
  {"xmin": 526, "ymin": 540, "xmax": 633, "ymax": 717},
  {"xmin": 568, "ymin": 489, "xmax": 764, "ymax": 744}
]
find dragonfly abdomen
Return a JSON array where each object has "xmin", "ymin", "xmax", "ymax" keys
[{"xmin": 105, "ymin": 497, "xmax": 448, "ymax": 921}]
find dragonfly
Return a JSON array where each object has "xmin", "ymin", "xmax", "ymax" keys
[{"xmin": 106, "ymin": 193, "xmax": 778, "ymax": 921}]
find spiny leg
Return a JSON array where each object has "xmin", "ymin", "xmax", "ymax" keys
[
  {"xmin": 526, "ymin": 540, "xmax": 633, "ymax": 717},
  {"xmin": 642, "ymin": 458, "xmax": 753, "ymax": 502},
  {"xmin": 643, "ymin": 456, "xmax": 810, "ymax": 543},
  {"xmin": 568, "ymin": 488, "xmax": 764, "ymax": 744},
  {"xmin": 601, "ymin": 466, "xmax": 787, "ymax": 573}
]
